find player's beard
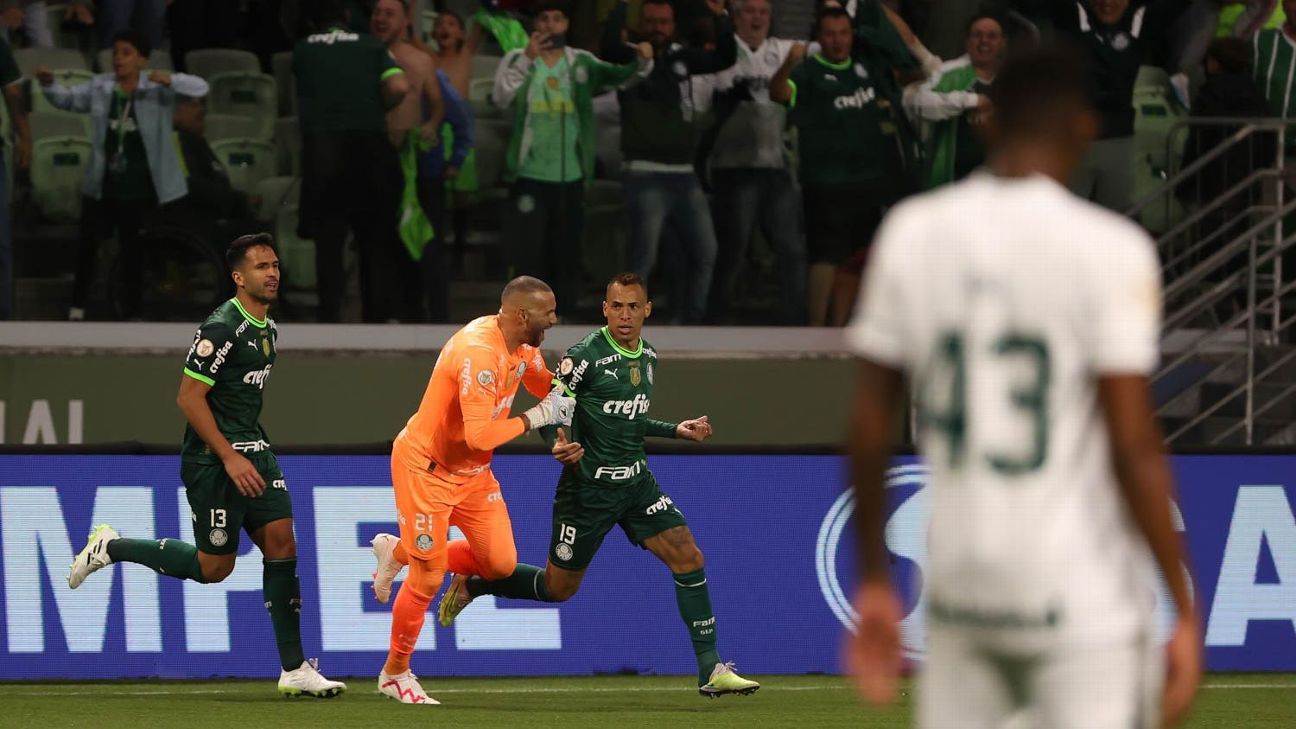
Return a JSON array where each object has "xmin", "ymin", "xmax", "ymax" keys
[{"xmin": 525, "ymin": 320, "xmax": 546, "ymax": 347}]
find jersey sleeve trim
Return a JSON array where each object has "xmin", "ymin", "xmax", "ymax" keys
[
  {"xmin": 552, "ymin": 378, "xmax": 576, "ymax": 397},
  {"xmin": 183, "ymin": 368, "xmax": 215, "ymax": 386},
  {"xmin": 381, "ymin": 67, "xmax": 405, "ymax": 80}
]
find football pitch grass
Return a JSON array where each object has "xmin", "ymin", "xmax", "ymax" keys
[{"xmin": 0, "ymin": 673, "xmax": 1291, "ymax": 728}]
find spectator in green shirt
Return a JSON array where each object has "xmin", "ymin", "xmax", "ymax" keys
[{"xmin": 494, "ymin": 0, "xmax": 650, "ymax": 319}]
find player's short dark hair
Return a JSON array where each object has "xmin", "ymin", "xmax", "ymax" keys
[
  {"xmin": 641, "ymin": 0, "xmax": 674, "ymax": 12},
  {"xmin": 988, "ymin": 44, "xmax": 1092, "ymax": 140},
  {"xmin": 111, "ymin": 30, "xmax": 151, "ymax": 59},
  {"xmin": 534, "ymin": 0, "xmax": 569, "ymax": 18},
  {"xmin": 500, "ymin": 275, "xmax": 553, "ymax": 304},
  {"xmin": 606, "ymin": 272, "xmax": 648, "ymax": 299},
  {"xmin": 812, "ymin": 6, "xmax": 851, "ymax": 37},
  {"xmin": 1205, "ymin": 37, "xmax": 1251, "ymax": 75},
  {"xmin": 225, "ymin": 233, "xmax": 277, "ymax": 270},
  {"xmin": 965, "ymin": 11, "xmax": 1004, "ymax": 37}
]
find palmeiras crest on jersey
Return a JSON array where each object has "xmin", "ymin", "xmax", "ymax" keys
[{"xmin": 416, "ymin": 534, "xmax": 433, "ymax": 551}]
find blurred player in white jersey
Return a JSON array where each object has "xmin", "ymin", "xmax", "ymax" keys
[{"xmin": 844, "ymin": 46, "xmax": 1202, "ymax": 729}]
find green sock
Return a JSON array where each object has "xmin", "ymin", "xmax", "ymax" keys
[
  {"xmin": 263, "ymin": 559, "xmax": 306, "ymax": 671},
  {"xmin": 106, "ymin": 538, "xmax": 206, "ymax": 582},
  {"xmin": 467, "ymin": 563, "xmax": 552, "ymax": 601},
  {"xmin": 673, "ymin": 568, "xmax": 721, "ymax": 685}
]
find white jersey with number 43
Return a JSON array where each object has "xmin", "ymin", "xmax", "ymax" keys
[{"xmin": 848, "ymin": 173, "xmax": 1163, "ymax": 647}]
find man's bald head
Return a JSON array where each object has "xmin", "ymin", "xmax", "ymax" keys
[
  {"xmin": 500, "ymin": 276, "xmax": 553, "ymax": 307},
  {"xmin": 498, "ymin": 276, "xmax": 558, "ymax": 347}
]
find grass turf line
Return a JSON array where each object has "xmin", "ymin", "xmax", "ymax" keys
[{"xmin": 0, "ymin": 674, "xmax": 1291, "ymax": 729}]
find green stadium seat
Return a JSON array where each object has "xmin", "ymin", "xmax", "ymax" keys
[
  {"xmin": 210, "ymin": 137, "xmax": 277, "ymax": 194},
  {"xmin": 96, "ymin": 47, "xmax": 173, "ymax": 73},
  {"xmin": 274, "ymin": 116, "xmax": 300, "ymax": 176},
  {"xmin": 273, "ymin": 180, "xmax": 316, "ymax": 291},
  {"xmin": 252, "ymin": 175, "xmax": 296, "ymax": 223},
  {"xmin": 15, "ymin": 48, "xmax": 88, "ymax": 76},
  {"xmin": 207, "ymin": 72, "xmax": 277, "ymax": 140},
  {"xmin": 31, "ymin": 136, "xmax": 92, "ymax": 222},
  {"xmin": 471, "ymin": 118, "xmax": 509, "ymax": 191},
  {"xmin": 31, "ymin": 69, "xmax": 95, "ymax": 113},
  {"xmin": 29, "ymin": 110, "xmax": 91, "ymax": 142},
  {"xmin": 204, "ymin": 113, "xmax": 260, "ymax": 143},
  {"xmin": 271, "ymin": 51, "xmax": 296, "ymax": 116},
  {"xmin": 185, "ymin": 49, "xmax": 260, "ymax": 80},
  {"xmin": 469, "ymin": 77, "xmax": 494, "ymax": 104},
  {"xmin": 472, "ymin": 55, "xmax": 501, "ymax": 81}
]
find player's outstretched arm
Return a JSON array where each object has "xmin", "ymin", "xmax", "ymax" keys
[
  {"xmin": 674, "ymin": 416, "xmax": 713, "ymax": 442},
  {"xmin": 176, "ymin": 375, "xmax": 265, "ymax": 497},
  {"xmin": 846, "ymin": 359, "xmax": 905, "ymax": 708},
  {"xmin": 1098, "ymin": 375, "xmax": 1201, "ymax": 728}
]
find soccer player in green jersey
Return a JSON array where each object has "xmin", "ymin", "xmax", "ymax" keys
[
  {"xmin": 67, "ymin": 234, "xmax": 346, "ymax": 698},
  {"xmin": 438, "ymin": 272, "xmax": 761, "ymax": 698}
]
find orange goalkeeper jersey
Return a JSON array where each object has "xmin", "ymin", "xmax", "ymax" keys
[{"xmin": 400, "ymin": 315, "xmax": 552, "ymax": 477}]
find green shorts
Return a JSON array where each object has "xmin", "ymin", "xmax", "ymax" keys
[
  {"xmin": 548, "ymin": 471, "xmax": 687, "ymax": 571},
  {"xmin": 180, "ymin": 452, "xmax": 294, "ymax": 555}
]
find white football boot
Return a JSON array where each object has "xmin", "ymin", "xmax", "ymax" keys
[
  {"xmin": 378, "ymin": 670, "xmax": 440, "ymax": 705},
  {"xmin": 68, "ymin": 524, "xmax": 119, "ymax": 589},
  {"xmin": 278, "ymin": 658, "xmax": 346, "ymax": 698},
  {"xmin": 370, "ymin": 533, "xmax": 405, "ymax": 604}
]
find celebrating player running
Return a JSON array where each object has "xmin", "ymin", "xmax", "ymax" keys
[
  {"xmin": 371, "ymin": 276, "xmax": 574, "ymax": 705},
  {"xmin": 436, "ymin": 273, "xmax": 760, "ymax": 698}
]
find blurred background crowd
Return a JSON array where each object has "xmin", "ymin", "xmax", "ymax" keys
[{"xmin": 0, "ymin": 0, "xmax": 1288, "ymax": 325}]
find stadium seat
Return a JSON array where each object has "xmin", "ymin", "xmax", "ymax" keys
[
  {"xmin": 210, "ymin": 137, "xmax": 276, "ymax": 194},
  {"xmin": 274, "ymin": 116, "xmax": 300, "ymax": 176},
  {"xmin": 472, "ymin": 55, "xmax": 501, "ymax": 81},
  {"xmin": 273, "ymin": 179, "xmax": 317, "ymax": 290},
  {"xmin": 207, "ymin": 72, "xmax": 278, "ymax": 140},
  {"xmin": 96, "ymin": 47, "xmax": 173, "ymax": 73},
  {"xmin": 31, "ymin": 136, "xmax": 92, "ymax": 222},
  {"xmin": 45, "ymin": 4, "xmax": 87, "ymax": 55},
  {"xmin": 253, "ymin": 175, "xmax": 296, "ymax": 223},
  {"xmin": 421, "ymin": 9, "xmax": 438, "ymax": 44},
  {"xmin": 271, "ymin": 51, "xmax": 296, "ymax": 116},
  {"xmin": 469, "ymin": 77, "xmax": 494, "ymax": 104},
  {"xmin": 185, "ymin": 49, "xmax": 260, "ymax": 80},
  {"xmin": 30, "ymin": 69, "xmax": 95, "ymax": 113},
  {"xmin": 471, "ymin": 118, "xmax": 510, "ymax": 191},
  {"xmin": 1132, "ymin": 66, "xmax": 1186, "ymax": 234},
  {"xmin": 15, "ymin": 48, "xmax": 88, "ymax": 76},
  {"xmin": 29, "ymin": 110, "xmax": 91, "ymax": 142},
  {"xmin": 204, "ymin": 113, "xmax": 260, "ymax": 143}
]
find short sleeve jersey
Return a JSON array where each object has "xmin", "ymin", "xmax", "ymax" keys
[
  {"xmin": 0, "ymin": 38, "xmax": 20, "ymax": 89},
  {"xmin": 181, "ymin": 298, "xmax": 278, "ymax": 462},
  {"xmin": 785, "ymin": 55, "xmax": 893, "ymax": 186},
  {"xmin": 553, "ymin": 327, "xmax": 676, "ymax": 486},
  {"xmin": 846, "ymin": 172, "xmax": 1162, "ymax": 645},
  {"xmin": 293, "ymin": 26, "xmax": 402, "ymax": 134},
  {"xmin": 402, "ymin": 315, "xmax": 551, "ymax": 477}
]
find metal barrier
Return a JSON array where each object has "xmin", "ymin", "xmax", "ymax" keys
[{"xmin": 1128, "ymin": 118, "xmax": 1296, "ymax": 444}]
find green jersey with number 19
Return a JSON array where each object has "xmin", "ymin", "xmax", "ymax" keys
[
  {"xmin": 552, "ymin": 327, "xmax": 678, "ymax": 486},
  {"xmin": 847, "ymin": 173, "xmax": 1162, "ymax": 646},
  {"xmin": 181, "ymin": 298, "xmax": 278, "ymax": 463}
]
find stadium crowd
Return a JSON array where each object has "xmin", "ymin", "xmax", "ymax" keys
[{"xmin": 0, "ymin": 0, "xmax": 1291, "ymax": 324}]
